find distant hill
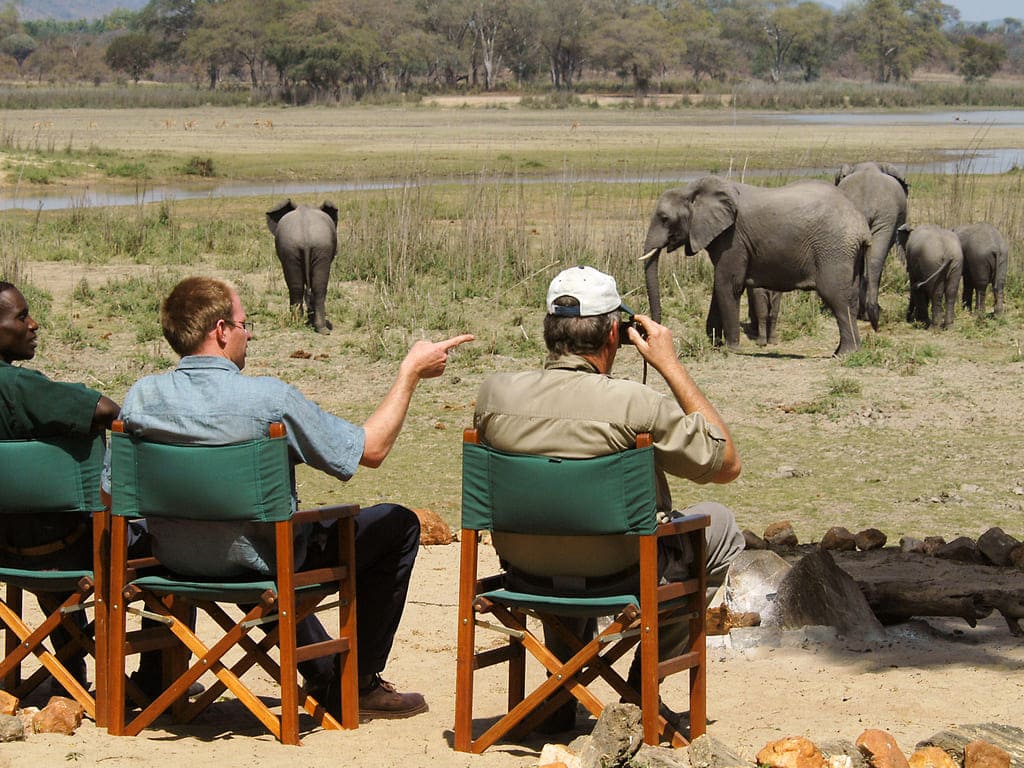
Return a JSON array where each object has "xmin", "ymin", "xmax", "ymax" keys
[{"xmin": 13, "ymin": 0, "xmax": 148, "ymax": 21}]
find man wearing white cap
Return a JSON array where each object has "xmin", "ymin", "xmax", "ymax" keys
[{"xmin": 474, "ymin": 265, "xmax": 744, "ymax": 733}]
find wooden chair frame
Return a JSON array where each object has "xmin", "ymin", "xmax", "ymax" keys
[
  {"xmin": 105, "ymin": 421, "xmax": 359, "ymax": 745},
  {"xmin": 454, "ymin": 429, "xmax": 708, "ymax": 754}
]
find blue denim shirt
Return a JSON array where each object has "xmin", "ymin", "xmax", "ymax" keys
[{"xmin": 119, "ymin": 355, "xmax": 365, "ymax": 577}]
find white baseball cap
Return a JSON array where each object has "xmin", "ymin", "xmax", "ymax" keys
[{"xmin": 546, "ymin": 266, "xmax": 632, "ymax": 317}]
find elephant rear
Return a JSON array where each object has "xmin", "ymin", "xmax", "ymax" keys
[{"xmin": 955, "ymin": 222, "xmax": 1008, "ymax": 315}]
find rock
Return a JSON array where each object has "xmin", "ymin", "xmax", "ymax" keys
[
  {"xmin": 921, "ymin": 537, "xmax": 947, "ymax": 555},
  {"xmin": 0, "ymin": 714, "xmax": 24, "ymax": 742},
  {"xmin": 899, "ymin": 537, "xmax": 925, "ymax": 554},
  {"xmin": 764, "ymin": 521, "xmax": 798, "ymax": 548},
  {"xmin": 0, "ymin": 691, "xmax": 17, "ymax": 716},
  {"xmin": 908, "ymin": 746, "xmax": 958, "ymax": 768},
  {"xmin": 964, "ymin": 741, "xmax": 1011, "ymax": 768},
  {"xmin": 724, "ymin": 550, "xmax": 791, "ymax": 615},
  {"xmin": 917, "ymin": 724, "xmax": 1024, "ymax": 767},
  {"xmin": 15, "ymin": 707, "xmax": 38, "ymax": 734},
  {"xmin": 770, "ymin": 548, "xmax": 886, "ymax": 641},
  {"xmin": 934, "ymin": 537, "xmax": 981, "ymax": 563},
  {"xmin": 856, "ymin": 729, "xmax": 911, "ymax": 768},
  {"xmin": 854, "ymin": 528, "xmax": 887, "ymax": 551},
  {"xmin": 631, "ymin": 743, "xmax": 693, "ymax": 768},
  {"xmin": 756, "ymin": 736, "xmax": 825, "ymax": 768},
  {"xmin": 689, "ymin": 733, "xmax": 750, "ymax": 768},
  {"xmin": 1010, "ymin": 545, "xmax": 1024, "ymax": 571},
  {"xmin": 540, "ymin": 743, "xmax": 581, "ymax": 768},
  {"xmin": 578, "ymin": 702, "xmax": 643, "ymax": 768},
  {"xmin": 706, "ymin": 604, "xmax": 760, "ymax": 635},
  {"xmin": 821, "ymin": 527, "xmax": 857, "ymax": 551},
  {"xmin": 977, "ymin": 528, "xmax": 1021, "ymax": 567},
  {"xmin": 411, "ymin": 508, "xmax": 452, "ymax": 546},
  {"xmin": 819, "ymin": 739, "xmax": 871, "ymax": 768},
  {"xmin": 31, "ymin": 697, "xmax": 84, "ymax": 735},
  {"xmin": 743, "ymin": 529, "xmax": 767, "ymax": 550}
]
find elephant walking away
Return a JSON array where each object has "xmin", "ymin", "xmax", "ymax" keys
[
  {"xmin": 747, "ymin": 287, "xmax": 782, "ymax": 346},
  {"xmin": 834, "ymin": 162, "xmax": 909, "ymax": 331},
  {"xmin": 896, "ymin": 223, "xmax": 964, "ymax": 329},
  {"xmin": 955, "ymin": 222, "xmax": 1008, "ymax": 316},
  {"xmin": 266, "ymin": 199, "xmax": 339, "ymax": 334},
  {"xmin": 643, "ymin": 176, "xmax": 870, "ymax": 356}
]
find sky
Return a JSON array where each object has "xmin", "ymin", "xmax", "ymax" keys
[{"xmin": 824, "ymin": 1, "xmax": 1022, "ymax": 24}]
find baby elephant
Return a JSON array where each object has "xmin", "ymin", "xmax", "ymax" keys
[
  {"xmin": 266, "ymin": 199, "xmax": 339, "ymax": 334},
  {"xmin": 955, "ymin": 222, "xmax": 1008, "ymax": 316},
  {"xmin": 896, "ymin": 223, "xmax": 964, "ymax": 329}
]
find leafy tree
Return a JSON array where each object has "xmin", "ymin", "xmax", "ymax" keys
[
  {"xmin": 787, "ymin": 2, "xmax": 833, "ymax": 81},
  {"xmin": 959, "ymin": 35, "xmax": 1006, "ymax": 82},
  {"xmin": 840, "ymin": 0, "xmax": 956, "ymax": 83},
  {"xmin": 592, "ymin": 3, "xmax": 676, "ymax": 95},
  {"xmin": 1, "ymin": 32, "xmax": 36, "ymax": 73},
  {"xmin": 104, "ymin": 31, "xmax": 156, "ymax": 82},
  {"xmin": 538, "ymin": 0, "xmax": 599, "ymax": 90}
]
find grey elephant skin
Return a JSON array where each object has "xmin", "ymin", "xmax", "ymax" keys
[
  {"xmin": 834, "ymin": 162, "xmax": 909, "ymax": 331},
  {"xmin": 642, "ymin": 176, "xmax": 870, "ymax": 356},
  {"xmin": 896, "ymin": 223, "xmax": 964, "ymax": 329},
  {"xmin": 955, "ymin": 222, "xmax": 1007, "ymax": 316},
  {"xmin": 266, "ymin": 199, "xmax": 339, "ymax": 334},
  {"xmin": 747, "ymin": 286, "xmax": 781, "ymax": 347}
]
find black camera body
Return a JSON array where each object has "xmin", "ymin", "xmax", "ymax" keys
[{"xmin": 618, "ymin": 316, "xmax": 646, "ymax": 346}]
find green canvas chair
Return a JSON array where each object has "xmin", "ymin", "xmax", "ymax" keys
[
  {"xmin": 105, "ymin": 421, "xmax": 359, "ymax": 745},
  {"xmin": 454, "ymin": 429, "xmax": 709, "ymax": 754},
  {"xmin": 0, "ymin": 433, "xmax": 108, "ymax": 724}
]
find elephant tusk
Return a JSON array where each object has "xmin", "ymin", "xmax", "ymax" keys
[{"xmin": 640, "ymin": 248, "xmax": 659, "ymax": 261}]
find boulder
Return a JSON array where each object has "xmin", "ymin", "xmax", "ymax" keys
[
  {"xmin": 964, "ymin": 740, "xmax": 1011, "ymax": 768},
  {"xmin": 756, "ymin": 736, "xmax": 825, "ymax": 768},
  {"xmin": 764, "ymin": 521, "xmax": 798, "ymax": 548},
  {"xmin": 689, "ymin": 733, "xmax": 750, "ymax": 768},
  {"xmin": 770, "ymin": 548, "xmax": 885, "ymax": 641},
  {"xmin": 822, "ymin": 527, "xmax": 857, "ymax": 552},
  {"xmin": 908, "ymin": 746, "xmax": 958, "ymax": 768},
  {"xmin": 856, "ymin": 729, "xmax": 911, "ymax": 768},
  {"xmin": 724, "ymin": 550, "xmax": 791, "ymax": 615},
  {"xmin": 578, "ymin": 703, "xmax": 642, "ymax": 768},
  {"xmin": 934, "ymin": 537, "xmax": 981, "ymax": 563},
  {"xmin": 412, "ymin": 508, "xmax": 452, "ymax": 546},
  {"xmin": 0, "ymin": 714, "xmax": 24, "ymax": 742},
  {"xmin": 977, "ymin": 528, "xmax": 1020, "ymax": 568},
  {"xmin": 855, "ymin": 529, "xmax": 887, "ymax": 551},
  {"xmin": 0, "ymin": 691, "xmax": 17, "ymax": 716},
  {"xmin": 31, "ymin": 697, "xmax": 84, "ymax": 735}
]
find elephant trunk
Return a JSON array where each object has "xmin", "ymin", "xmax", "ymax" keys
[{"xmin": 643, "ymin": 247, "xmax": 663, "ymax": 323}]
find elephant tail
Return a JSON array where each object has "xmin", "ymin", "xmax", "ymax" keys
[{"xmin": 914, "ymin": 258, "xmax": 953, "ymax": 291}]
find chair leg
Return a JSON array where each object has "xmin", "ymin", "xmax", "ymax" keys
[
  {"xmin": 454, "ymin": 533, "xmax": 479, "ymax": 753},
  {"xmin": 2, "ymin": 586, "xmax": 23, "ymax": 691}
]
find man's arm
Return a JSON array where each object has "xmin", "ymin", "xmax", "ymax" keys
[
  {"xmin": 360, "ymin": 334, "xmax": 474, "ymax": 468},
  {"xmin": 629, "ymin": 315, "xmax": 740, "ymax": 484},
  {"xmin": 92, "ymin": 395, "xmax": 120, "ymax": 433}
]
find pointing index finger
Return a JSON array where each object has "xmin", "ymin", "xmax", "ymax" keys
[{"xmin": 438, "ymin": 334, "xmax": 475, "ymax": 351}]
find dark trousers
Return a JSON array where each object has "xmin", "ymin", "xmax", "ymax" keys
[{"xmin": 297, "ymin": 503, "xmax": 421, "ymax": 687}]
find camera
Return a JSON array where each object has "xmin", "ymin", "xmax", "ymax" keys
[{"xmin": 618, "ymin": 316, "xmax": 646, "ymax": 346}]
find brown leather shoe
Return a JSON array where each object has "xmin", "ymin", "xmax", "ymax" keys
[{"xmin": 358, "ymin": 675, "xmax": 428, "ymax": 721}]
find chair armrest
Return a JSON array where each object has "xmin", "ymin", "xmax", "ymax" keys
[
  {"xmin": 293, "ymin": 503, "xmax": 360, "ymax": 526},
  {"xmin": 656, "ymin": 512, "xmax": 710, "ymax": 538}
]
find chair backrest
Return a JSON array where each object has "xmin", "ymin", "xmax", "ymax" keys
[
  {"xmin": 461, "ymin": 440, "xmax": 658, "ymax": 536},
  {"xmin": 0, "ymin": 434, "xmax": 106, "ymax": 514},
  {"xmin": 110, "ymin": 429, "xmax": 292, "ymax": 523}
]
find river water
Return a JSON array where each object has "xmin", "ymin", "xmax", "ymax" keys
[{"xmin": 3, "ymin": 109, "xmax": 1022, "ymax": 212}]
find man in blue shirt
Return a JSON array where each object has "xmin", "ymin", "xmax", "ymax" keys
[{"xmin": 120, "ymin": 276, "xmax": 473, "ymax": 720}]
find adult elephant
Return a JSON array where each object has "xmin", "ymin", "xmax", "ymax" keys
[
  {"xmin": 834, "ymin": 162, "xmax": 909, "ymax": 331},
  {"xmin": 266, "ymin": 199, "xmax": 339, "ymax": 334},
  {"xmin": 896, "ymin": 223, "xmax": 963, "ymax": 329},
  {"xmin": 954, "ymin": 222, "xmax": 1007, "ymax": 316},
  {"xmin": 642, "ymin": 176, "xmax": 870, "ymax": 356}
]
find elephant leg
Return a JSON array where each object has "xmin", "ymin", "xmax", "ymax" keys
[
  {"xmin": 861, "ymin": 232, "xmax": 890, "ymax": 331},
  {"xmin": 962, "ymin": 277, "xmax": 974, "ymax": 311},
  {"xmin": 976, "ymin": 286, "xmax": 988, "ymax": 315},
  {"xmin": 747, "ymin": 287, "xmax": 767, "ymax": 346},
  {"xmin": 766, "ymin": 292, "xmax": 781, "ymax": 345},
  {"xmin": 711, "ymin": 270, "xmax": 743, "ymax": 349},
  {"xmin": 308, "ymin": 252, "xmax": 334, "ymax": 334},
  {"xmin": 993, "ymin": 286, "xmax": 1003, "ymax": 316},
  {"xmin": 278, "ymin": 255, "xmax": 306, "ymax": 320},
  {"xmin": 706, "ymin": 293, "xmax": 725, "ymax": 347},
  {"xmin": 815, "ymin": 277, "xmax": 860, "ymax": 356},
  {"xmin": 944, "ymin": 282, "xmax": 958, "ymax": 329}
]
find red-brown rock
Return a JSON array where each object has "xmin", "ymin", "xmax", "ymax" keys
[
  {"xmin": 857, "ymin": 729, "xmax": 911, "ymax": 768},
  {"xmin": 412, "ymin": 508, "xmax": 453, "ymax": 546},
  {"xmin": 0, "ymin": 690, "xmax": 18, "ymax": 716},
  {"xmin": 822, "ymin": 526, "xmax": 857, "ymax": 551},
  {"xmin": 757, "ymin": 736, "xmax": 825, "ymax": 768},
  {"xmin": 764, "ymin": 520, "xmax": 798, "ymax": 548},
  {"xmin": 855, "ymin": 528, "xmax": 887, "ymax": 551},
  {"xmin": 31, "ymin": 697, "xmax": 84, "ymax": 735},
  {"xmin": 964, "ymin": 740, "xmax": 1010, "ymax": 768},
  {"xmin": 908, "ymin": 746, "xmax": 958, "ymax": 768}
]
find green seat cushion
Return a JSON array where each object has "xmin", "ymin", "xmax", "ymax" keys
[
  {"xmin": 0, "ymin": 566, "xmax": 93, "ymax": 592},
  {"xmin": 130, "ymin": 573, "xmax": 336, "ymax": 604},
  {"xmin": 481, "ymin": 588, "xmax": 639, "ymax": 618}
]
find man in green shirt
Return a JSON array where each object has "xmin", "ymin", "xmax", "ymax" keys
[{"xmin": 0, "ymin": 281, "xmax": 149, "ymax": 697}]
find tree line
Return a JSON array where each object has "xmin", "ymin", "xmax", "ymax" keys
[{"xmin": 1, "ymin": 0, "xmax": 1021, "ymax": 100}]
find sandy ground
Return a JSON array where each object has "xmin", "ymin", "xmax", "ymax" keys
[{"xmin": 3, "ymin": 540, "xmax": 1023, "ymax": 768}]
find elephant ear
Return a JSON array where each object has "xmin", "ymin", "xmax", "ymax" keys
[
  {"xmin": 320, "ymin": 201, "xmax": 339, "ymax": 226},
  {"xmin": 266, "ymin": 199, "xmax": 297, "ymax": 235},
  {"xmin": 689, "ymin": 177, "xmax": 737, "ymax": 254},
  {"xmin": 876, "ymin": 163, "xmax": 910, "ymax": 195},
  {"xmin": 834, "ymin": 163, "xmax": 854, "ymax": 186}
]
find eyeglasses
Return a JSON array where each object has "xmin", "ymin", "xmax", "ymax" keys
[{"xmin": 225, "ymin": 319, "xmax": 255, "ymax": 334}]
